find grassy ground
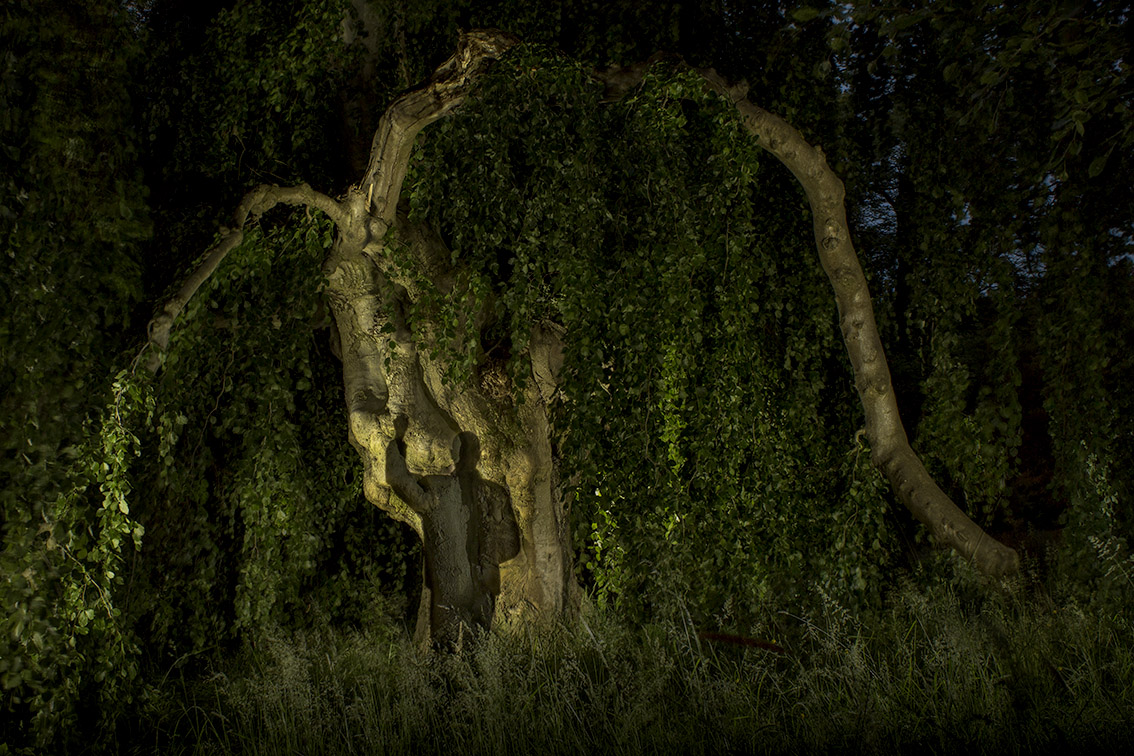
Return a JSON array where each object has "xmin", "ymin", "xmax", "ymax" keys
[{"xmin": 123, "ymin": 575, "xmax": 1134, "ymax": 756}]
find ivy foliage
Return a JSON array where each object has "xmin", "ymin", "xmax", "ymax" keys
[
  {"xmin": 140, "ymin": 0, "xmax": 366, "ymax": 303},
  {"xmin": 144, "ymin": 0, "xmax": 354, "ymax": 198},
  {"xmin": 1, "ymin": 369, "xmax": 153, "ymax": 750},
  {"xmin": 128, "ymin": 211, "xmax": 415, "ymax": 666},
  {"xmin": 126, "ymin": 0, "xmax": 420, "ymax": 671},
  {"xmin": 408, "ymin": 46, "xmax": 896, "ymax": 624},
  {"xmin": 1, "ymin": 0, "xmax": 149, "ymax": 749}
]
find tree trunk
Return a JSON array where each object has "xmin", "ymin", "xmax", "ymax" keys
[{"xmin": 320, "ymin": 30, "xmax": 578, "ymax": 646}]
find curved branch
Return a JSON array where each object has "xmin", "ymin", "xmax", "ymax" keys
[
  {"xmin": 143, "ymin": 183, "xmax": 347, "ymax": 374},
  {"xmin": 361, "ymin": 29, "xmax": 520, "ymax": 227},
  {"xmin": 599, "ymin": 60, "xmax": 1019, "ymax": 576},
  {"xmin": 693, "ymin": 69, "xmax": 1019, "ymax": 577}
]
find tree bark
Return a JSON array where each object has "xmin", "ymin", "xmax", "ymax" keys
[
  {"xmin": 320, "ymin": 29, "xmax": 579, "ymax": 645},
  {"xmin": 143, "ymin": 31, "xmax": 580, "ymax": 647},
  {"xmin": 383, "ymin": 422, "xmax": 521, "ymax": 649}
]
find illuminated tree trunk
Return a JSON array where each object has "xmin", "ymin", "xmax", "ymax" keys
[
  {"xmin": 321, "ymin": 30, "xmax": 578, "ymax": 645},
  {"xmin": 147, "ymin": 31, "xmax": 579, "ymax": 647}
]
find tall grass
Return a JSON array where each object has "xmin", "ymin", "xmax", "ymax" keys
[{"xmin": 127, "ymin": 575, "xmax": 1134, "ymax": 756}]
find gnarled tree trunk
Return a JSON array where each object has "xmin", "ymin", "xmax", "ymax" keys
[{"xmin": 321, "ymin": 30, "xmax": 577, "ymax": 646}]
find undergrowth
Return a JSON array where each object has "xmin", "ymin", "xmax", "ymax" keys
[{"xmin": 120, "ymin": 569, "xmax": 1134, "ymax": 756}]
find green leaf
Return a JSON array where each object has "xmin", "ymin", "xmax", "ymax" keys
[{"xmin": 791, "ymin": 7, "xmax": 822, "ymax": 23}]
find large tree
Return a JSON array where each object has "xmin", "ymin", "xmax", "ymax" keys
[
  {"xmin": 4, "ymin": 0, "xmax": 1130, "ymax": 746},
  {"xmin": 143, "ymin": 26, "xmax": 1020, "ymax": 648}
]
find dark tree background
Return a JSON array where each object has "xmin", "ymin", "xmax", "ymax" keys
[{"xmin": 2, "ymin": 0, "xmax": 1130, "ymax": 750}]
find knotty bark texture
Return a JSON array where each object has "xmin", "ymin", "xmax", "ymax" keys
[
  {"xmin": 144, "ymin": 31, "xmax": 579, "ymax": 648},
  {"xmin": 321, "ymin": 29, "xmax": 579, "ymax": 645}
]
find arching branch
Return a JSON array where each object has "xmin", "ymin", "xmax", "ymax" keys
[
  {"xmin": 143, "ymin": 183, "xmax": 347, "ymax": 374},
  {"xmin": 361, "ymin": 29, "xmax": 520, "ymax": 227},
  {"xmin": 596, "ymin": 60, "xmax": 1019, "ymax": 577},
  {"xmin": 695, "ymin": 69, "xmax": 1019, "ymax": 577}
]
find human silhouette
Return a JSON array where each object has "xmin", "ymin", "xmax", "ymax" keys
[{"xmin": 385, "ymin": 416, "xmax": 520, "ymax": 649}]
